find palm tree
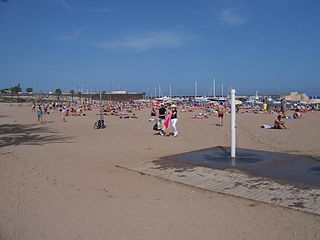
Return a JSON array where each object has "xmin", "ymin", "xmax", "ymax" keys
[
  {"xmin": 55, "ymin": 88, "xmax": 62, "ymax": 101},
  {"xmin": 77, "ymin": 91, "xmax": 82, "ymax": 105},
  {"xmin": 70, "ymin": 90, "xmax": 75, "ymax": 103},
  {"xmin": 9, "ymin": 87, "xmax": 15, "ymax": 100}
]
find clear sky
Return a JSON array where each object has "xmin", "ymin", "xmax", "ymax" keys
[{"xmin": 0, "ymin": 0, "xmax": 319, "ymax": 96}]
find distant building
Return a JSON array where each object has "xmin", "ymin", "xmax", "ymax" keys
[
  {"xmin": 91, "ymin": 92, "xmax": 145, "ymax": 101},
  {"xmin": 112, "ymin": 90, "xmax": 127, "ymax": 94},
  {"xmin": 282, "ymin": 92, "xmax": 309, "ymax": 102}
]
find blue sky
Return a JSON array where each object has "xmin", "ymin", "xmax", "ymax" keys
[{"xmin": 0, "ymin": 0, "xmax": 319, "ymax": 96}]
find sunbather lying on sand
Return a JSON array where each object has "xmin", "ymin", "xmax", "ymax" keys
[{"xmin": 192, "ymin": 113, "xmax": 209, "ymax": 119}]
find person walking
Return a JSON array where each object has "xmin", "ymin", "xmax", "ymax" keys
[
  {"xmin": 157, "ymin": 103, "xmax": 166, "ymax": 136},
  {"xmin": 217, "ymin": 102, "xmax": 225, "ymax": 126},
  {"xmin": 31, "ymin": 101, "xmax": 36, "ymax": 112},
  {"xmin": 170, "ymin": 104, "xmax": 178, "ymax": 137}
]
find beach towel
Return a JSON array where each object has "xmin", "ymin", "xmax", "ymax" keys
[
  {"xmin": 164, "ymin": 112, "xmax": 172, "ymax": 129},
  {"xmin": 261, "ymin": 124, "xmax": 272, "ymax": 129}
]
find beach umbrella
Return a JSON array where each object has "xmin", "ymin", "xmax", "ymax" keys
[
  {"xmin": 300, "ymin": 101, "xmax": 309, "ymax": 105},
  {"xmin": 152, "ymin": 101, "xmax": 161, "ymax": 106},
  {"xmin": 235, "ymin": 100, "xmax": 242, "ymax": 105}
]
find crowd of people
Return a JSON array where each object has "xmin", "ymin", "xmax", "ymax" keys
[
  {"xmin": 30, "ymin": 99, "xmax": 149, "ymax": 124},
  {"xmin": 151, "ymin": 101, "xmax": 229, "ymax": 136},
  {"xmin": 28, "ymin": 97, "xmax": 317, "ymax": 134},
  {"xmin": 31, "ymin": 100, "xmax": 94, "ymax": 123}
]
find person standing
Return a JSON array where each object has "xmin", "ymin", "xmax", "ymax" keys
[
  {"xmin": 217, "ymin": 102, "xmax": 225, "ymax": 126},
  {"xmin": 61, "ymin": 106, "xmax": 67, "ymax": 122},
  {"xmin": 157, "ymin": 103, "xmax": 166, "ymax": 136},
  {"xmin": 150, "ymin": 107, "xmax": 156, "ymax": 116},
  {"xmin": 280, "ymin": 98, "xmax": 286, "ymax": 112},
  {"xmin": 170, "ymin": 104, "xmax": 178, "ymax": 137},
  {"xmin": 31, "ymin": 101, "xmax": 36, "ymax": 112},
  {"xmin": 37, "ymin": 105, "xmax": 43, "ymax": 122},
  {"xmin": 263, "ymin": 100, "xmax": 268, "ymax": 111}
]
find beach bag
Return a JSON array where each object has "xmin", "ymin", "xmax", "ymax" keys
[{"xmin": 153, "ymin": 123, "xmax": 159, "ymax": 131}]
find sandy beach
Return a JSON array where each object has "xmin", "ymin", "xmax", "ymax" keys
[{"xmin": 1, "ymin": 103, "xmax": 320, "ymax": 240}]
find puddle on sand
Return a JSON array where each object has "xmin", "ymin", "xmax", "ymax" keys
[
  {"xmin": 157, "ymin": 146, "xmax": 320, "ymax": 187},
  {"xmin": 310, "ymin": 167, "xmax": 320, "ymax": 176}
]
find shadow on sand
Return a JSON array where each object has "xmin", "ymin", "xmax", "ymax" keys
[{"xmin": 0, "ymin": 123, "xmax": 74, "ymax": 148}]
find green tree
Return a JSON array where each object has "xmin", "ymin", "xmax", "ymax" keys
[
  {"xmin": 9, "ymin": 84, "xmax": 22, "ymax": 99},
  {"xmin": 0, "ymin": 88, "xmax": 8, "ymax": 93},
  {"xmin": 26, "ymin": 87, "xmax": 33, "ymax": 93},
  {"xmin": 9, "ymin": 87, "xmax": 16, "ymax": 99}
]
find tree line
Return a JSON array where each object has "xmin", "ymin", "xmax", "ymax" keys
[
  {"xmin": 0, "ymin": 85, "xmax": 84, "ymax": 101},
  {"xmin": 0, "ymin": 84, "xmax": 32, "ymax": 94}
]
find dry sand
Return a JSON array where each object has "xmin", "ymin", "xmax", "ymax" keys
[{"xmin": 0, "ymin": 103, "xmax": 320, "ymax": 240}]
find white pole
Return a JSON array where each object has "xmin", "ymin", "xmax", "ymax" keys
[
  {"xmin": 195, "ymin": 81, "xmax": 197, "ymax": 99},
  {"xmin": 99, "ymin": 92, "xmax": 103, "ymax": 120},
  {"xmin": 213, "ymin": 78, "xmax": 216, "ymax": 98},
  {"xmin": 222, "ymin": 83, "xmax": 224, "ymax": 98},
  {"xmin": 231, "ymin": 89, "xmax": 236, "ymax": 158}
]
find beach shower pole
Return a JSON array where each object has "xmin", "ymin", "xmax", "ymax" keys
[
  {"xmin": 231, "ymin": 89, "xmax": 236, "ymax": 159},
  {"xmin": 99, "ymin": 92, "xmax": 103, "ymax": 119}
]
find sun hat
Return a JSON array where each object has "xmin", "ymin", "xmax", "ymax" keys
[{"xmin": 171, "ymin": 104, "xmax": 176, "ymax": 108}]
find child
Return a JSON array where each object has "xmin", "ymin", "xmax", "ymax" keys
[{"xmin": 37, "ymin": 106, "xmax": 43, "ymax": 122}]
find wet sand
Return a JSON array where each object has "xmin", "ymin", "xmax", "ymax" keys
[
  {"xmin": 160, "ymin": 146, "xmax": 320, "ymax": 187},
  {"xmin": 0, "ymin": 103, "xmax": 320, "ymax": 240}
]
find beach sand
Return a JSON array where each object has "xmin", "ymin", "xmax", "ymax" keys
[{"xmin": 0, "ymin": 103, "xmax": 319, "ymax": 240}]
